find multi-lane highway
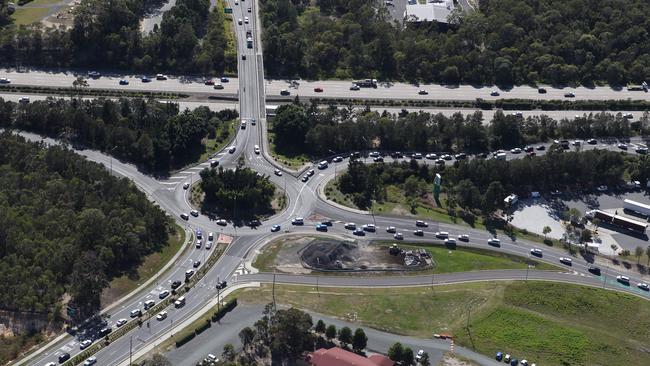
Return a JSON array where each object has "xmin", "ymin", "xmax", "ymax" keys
[{"xmin": 13, "ymin": 0, "xmax": 650, "ymax": 365}]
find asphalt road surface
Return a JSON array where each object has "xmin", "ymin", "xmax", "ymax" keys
[{"xmin": 13, "ymin": 0, "xmax": 650, "ymax": 364}]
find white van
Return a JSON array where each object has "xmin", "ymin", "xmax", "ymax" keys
[
  {"xmin": 317, "ymin": 161, "xmax": 328, "ymax": 169},
  {"xmin": 174, "ymin": 296, "xmax": 186, "ymax": 308}
]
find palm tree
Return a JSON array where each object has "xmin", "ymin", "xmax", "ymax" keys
[
  {"xmin": 542, "ymin": 226, "xmax": 551, "ymax": 239},
  {"xmin": 610, "ymin": 244, "xmax": 618, "ymax": 255}
]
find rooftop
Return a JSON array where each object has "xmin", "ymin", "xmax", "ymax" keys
[
  {"xmin": 405, "ymin": 0, "xmax": 455, "ymax": 23},
  {"xmin": 310, "ymin": 347, "xmax": 394, "ymax": 366}
]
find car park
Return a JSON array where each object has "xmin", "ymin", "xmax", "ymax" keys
[
  {"xmin": 386, "ymin": 226, "xmax": 396, "ymax": 233},
  {"xmin": 190, "ymin": 210, "xmax": 199, "ymax": 217},
  {"xmin": 487, "ymin": 238, "xmax": 501, "ymax": 246},
  {"xmin": 413, "ymin": 230, "xmax": 424, "ymax": 236},
  {"xmin": 458, "ymin": 234, "xmax": 469, "ymax": 241},
  {"xmin": 144, "ymin": 300, "xmax": 155, "ymax": 310},
  {"xmin": 156, "ymin": 311, "xmax": 168, "ymax": 321},
  {"xmin": 159, "ymin": 290, "xmax": 170, "ymax": 299},
  {"xmin": 83, "ymin": 356, "xmax": 97, "ymax": 366},
  {"xmin": 435, "ymin": 231, "xmax": 449, "ymax": 239},
  {"xmin": 116, "ymin": 318, "xmax": 128, "ymax": 327},
  {"xmin": 415, "ymin": 220, "xmax": 428, "ymax": 227},
  {"xmin": 559, "ymin": 257, "xmax": 572, "ymax": 266},
  {"xmin": 292, "ymin": 217, "xmax": 304, "ymax": 225},
  {"xmin": 394, "ymin": 232, "xmax": 403, "ymax": 240},
  {"xmin": 130, "ymin": 309, "xmax": 142, "ymax": 318},
  {"xmin": 616, "ymin": 275, "xmax": 630, "ymax": 284},
  {"xmin": 530, "ymin": 248, "xmax": 543, "ymax": 256},
  {"xmin": 80, "ymin": 339, "xmax": 93, "ymax": 349}
]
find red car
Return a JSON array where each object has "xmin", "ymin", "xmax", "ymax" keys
[
  {"xmin": 204, "ymin": 80, "xmax": 215, "ymax": 86},
  {"xmin": 314, "ymin": 87, "xmax": 323, "ymax": 92}
]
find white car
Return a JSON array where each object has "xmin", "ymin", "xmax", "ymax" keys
[
  {"xmin": 183, "ymin": 182, "xmax": 190, "ymax": 190},
  {"xmin": 116, "ymin": 318, "xmax": 128, "ymax": 327},
  {"xmin": 217, "ymin": 219, "xmax": 227, "ymax": 226},
  {"xmin": 292, "ymin": 217, "xmax": 304, "ymax": 225},
  {"xmin": 416, "ymin": 349, "xmax": 424, "ymax": 361},
  {"xmin": 394, "ymin": 232, "xmax": 403, "ymax": 240},
  {"xmin": 190, "ymin": 209, "xmax": 199, "ymax": 217},
  {"xmin": 80, "ymin": 339, "xmax": 93, "ymax": 350},
  {"xmin": 638, "ymin": 282, "xmax": 649, "ymax": 291},
  {"xmin": 559, "ymin": 257, "xmax": 572, "ymax": 265},
  {"xmin": 244, "ymin": 16, "xmax": 249, "ymax": 23},
  {"xmin": 458, "ymin": 234, "xmax": 469, "ymax": 241},
  {"xmin": 530, "ymin": 248, "xmax": 543, "ymax": 256},
  {"xmin": 363, "ymin": 224, "xmax": 376, "ymax": 232},
  {"xmin": 616, "ymin": 275, "xmax": 630, "ymax": 284},
  {"xmin": 18, "ymin": 96, "xmax": 30, "ymax": 104},
  {"xmin": 0, "ymin": 77, "xmax": 10, "ymax": 84},
  {"xmin": 130, "ymin": 309, "xmax": 142, "ymax": 318},
  {"xmin": 344, "ymin": 222, "xmax": 356, "ymax": 230},
  {"xmin": 83, "ymin": 356, "xmax": 97, "ymax": 366},
  {"xmin": 487, "ymin": 238, "xmax": 501, "ymax": 246},
  {"xmin": 254, "ymin": 145, "xmax": 260, "ymax": 154},
  {"xmin": 156, "ymin": 311, "xmax": 168, "ymax": 321},
  {"xmin": 386, "ymin": 226, "xmax": 396, "ymax": 233},
  {"xmin": 274, "ymin": 169, "xmax": 282, "ymax": 176},
  {"xmin": 144, "ymin": 299, "xmax": 155, "ymax": 309},
  {"xmin": 238, "ymin": 18, "xmax": 242, "ymax": 24}
]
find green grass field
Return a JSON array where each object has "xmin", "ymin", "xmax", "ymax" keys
[
  {"xmin": 101, "ymin": 224, "xmax": 186, "ymax": 306},
  {"xmin": 10, "ymin": 7, "xmax": 49, "ymax": 25},
  {"xmin": 236, "ymin": 281, "xmax": 650, "ymax": 366}
]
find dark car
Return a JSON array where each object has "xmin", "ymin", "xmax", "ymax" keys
[
  {"xmin": 321, "ymin": 220, "xmax": 333, "ymax": 226},
  {"xmin": 537, "ymin": 87, "xmax": 547, "ymax": 93},
  {"xmin": 216, "ymin": 281, "xmax": 227, "ymax": 290},
  {"xmin": 193, "ymin": 260, "xmax": 201, "ymax": 268},
  {"xmin": 171, "ymin": 280, "xmax": 182, "ymax": 289},
  {"xmin": 588, "ymin": 266, "xmax": 601, "ymax": 276},
  {"xmin": 141, "ymin": 76, "xmax": 151, "ymax": 82},
  {"xmin": 59, "ymin": 352, "xmax": 71, "ymax": 363},
  {"xmin": 98, "ymin": 327, "xmax": 112, "ymax": 337}
]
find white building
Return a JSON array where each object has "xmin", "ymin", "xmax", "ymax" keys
[{"xmin": 405, "ymin": 0, "xmax": 455, "ymax": 24}]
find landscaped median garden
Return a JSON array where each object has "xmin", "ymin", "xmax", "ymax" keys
[{"xmin": 235, "ymin": 281, "xmax": 650, "ymax": 366}]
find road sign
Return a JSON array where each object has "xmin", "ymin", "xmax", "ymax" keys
[{"xmin": 224, "ymin": 7, "xmax": 233, "ymax": 13}]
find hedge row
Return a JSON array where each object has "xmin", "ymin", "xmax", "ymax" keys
[
  {"xmin": 211, "ymin": 298, "xmax": 237, "ymax": 322},
  {"xmin": 0, "ymin": 85, "xmax": 188, "ymax": 99},
  {"xmin": 175, "ymin": 332, "xmax": 196, "ymax": 348}
]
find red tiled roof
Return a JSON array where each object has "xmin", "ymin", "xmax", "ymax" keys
[{"xmin": 310, "ymin": 348, "xmax": 394, "ymax": 366}]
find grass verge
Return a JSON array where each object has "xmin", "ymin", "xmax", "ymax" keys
[
  {"xmin": 10, "ymin": 7, "xmax": 49, "ymax": 25},
  {"xmin": 197, "ymin": 120, "xmax": 236, "ymax": 163},
  {"xmin": 236, "ymin": 281, "xmax": 650, "ymax": 366},
  {"xmin": 101, "ymin": 224, "xmax": 186, "ymax": 307},
  {"xmin": 218, "ymin": 0, "xmax": 238, "ymax": 75},
  {"xmin": 267, "ymin": 120, "xmax": 312, "ymax": 169}
]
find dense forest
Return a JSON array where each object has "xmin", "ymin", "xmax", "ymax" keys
[
  {"xmin": 0, "ymin": 133, "xmax": 172, "ymax": 317},
  {"xmin": 337, "ymin": 149, "xmax": 649, "ymax": 211},
  {"xmin": 272, "ymin": 102, "xmax": 649, "ymax": 157},
  {"xmin": 199, "ymin": 167, "xmax": 276, "ymax": 219},
  {"xmin": 261, "ymin": 0, "xmax": 650, "ymax": 85},
  {"xmin": 0, "ymin": 97, "xmax": 237, "ymax": 174},
  {"xmin": 0, "ymin": 0, "xmax": 235, "ymax": 74}
]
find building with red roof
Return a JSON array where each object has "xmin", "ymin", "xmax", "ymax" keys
[{"xmin": 309, "ymin": 347, "xmax": 394, "ymax": 366}]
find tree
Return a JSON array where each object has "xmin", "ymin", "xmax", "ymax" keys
[
  {"xmin": 222, "ymin": 343, "xmax": 236, "ymax": 361},
  {"xmin": 611, "ymin": 244, "xmax": 618, "ymax": 254},
  {"xmin": 269, "ymin": 308, "xmax": 313, "ymax": 362},
  {"xmin": 635, "ymin": 246, "xmax": 643, "ymax": 264},
  {"xmin": 543, "ymin": 226, "xmax": 552, "ymax": 239},
  {"xmin": 239, "ymin": 327, "xmax": 256, "ymax": 350},
  {"xmin": 388, "ymin": 342, "xmax": 404, "ymax": 362},
  {"xmin": 351, "ymin": 328, "xmax": 368, "ymax": 352},
  {"xmin": 314, "ymin": 319, "xmax": 326, "ymax": 334},
  {"xmin": 337, "ymin": 326, "xmax": 353, "ymax": 347},
  {"xmin": 402, "ymin": 347, "xmax": 415, "ymax": 365},
  {"xmin": 325, "ymin": 324, "xmax": 336, "ymax": 340},
  {"xmin": 419, "ymin": 351, "xmax": 431, "ymax": 366}
]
